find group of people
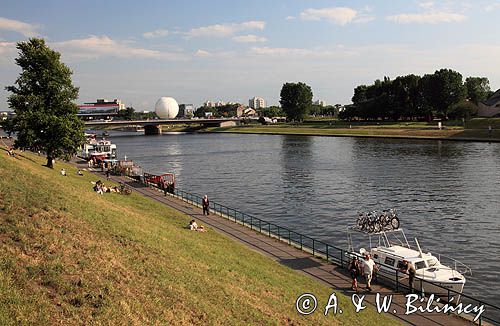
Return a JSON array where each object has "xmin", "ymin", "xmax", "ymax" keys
[
  {"xmin": 187, "ymin": 219, "xmax": 206, "ymax": 232},
  {"xmin": 6, "ymin": 147, "xmax": 15, "ymax": 157},
  {"xmin": 349, "ymin": 254, "xmax": 416, "ymax": 293},
  {"xmin": 60, "ymin": 168, "xmax": 84, "ymax": 177},
  {"xmin": 349, "ymin": 254, "xmax": 378, "ymax": 292},
  {"xmin": 184, "ymin": 195, "xmax": 211, "ymax": 232},
  {"xmin": 92, "ymin": 180, "xmax": 121, "ymax": 195}
]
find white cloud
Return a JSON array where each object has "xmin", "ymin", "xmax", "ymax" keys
[
  {"xmin": 195, "ymin": 49, "xmax": 211, "ymax": 57},
  {"xmin": 484, "ymin": 2, "xmax": 500, "ymax": 12},
  {"xmin": 186, "ymin": 21, "xmax": 265, "ymax": 38},
  {"xmin": 0, "ymin": 41, "xmax": 16, "ymax": 55},
  {"xmin": 52, "ymin": 35, "xmax": 184, "ymax": 60},
  {"xmin": 299, "ymin": 7, "xmax": 358, "ymax": 25},
  {"xmin": 142, "ymin": 29, "xmax": 169, "ymax": 39},
  {"xmin": 285, "ymin": 16, "xmax": 296, "ymax": 21},
  {"xmin": 387, "ymin": 11, "xmax": 466, "ymax": 24},
  {"xmin": 249, "ymin": 45, "xmax": 359, "ymax": 59},
  {"xmin": 0, "ymin": 17, "xmax": 41, "ymax": 37},
  {"xmin": 232, "ymin": 34, "xmax": 267, "ymax": 43},
  {"xmin": 353, "ymin": 15, "xmax": 375, "ymax": 24},
  {"xmin": 418, "ymin": 1, "xmax": 435, "ymax": 9}
]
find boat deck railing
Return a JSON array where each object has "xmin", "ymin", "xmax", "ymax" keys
[
  {"xmin": 436, "ymin": 252, "xmax": 473, "ymax": 276},
  {"xmin": 132, "ymin": 177, "xmax": 500, "ymax": 325}
]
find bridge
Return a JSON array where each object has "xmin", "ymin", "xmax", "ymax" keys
[{"xmin": 84, "ymin": 118, "xmax": 241, "ymax": 135}]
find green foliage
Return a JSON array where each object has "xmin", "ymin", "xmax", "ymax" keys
[
  {"xmin": 117, "ymin": 107, "xmax": 135, "ymax": 120},
  {"xmin": 421, "ymin": 69, "xmax": 467, "ymax": 118},
  {"xmin": 116, "ymin": 107, "xmax": 157, "ymax": 120},
  {"xmin": 193, "ymin": 104, "xmax": 240, "ymax": 118},
  {"xmin": 279, "ymin": 82, "xmax": 313, "ymax": 121},
  {"xmin": 344, "ymin": 69, "xmax": 477, "ymax": 121},
  {"xmin": 194, "ymin": 106, "xmax": 218, "ymax": 118},
  {"xmin": 4, "ymin": 38, "xmax": 84, "ymax": 168},
  {"xmin": 465, "ymin": 77, "xmax": 491, "ymax": 104},
  {"xmin": 258, "ymin": 105, "xmax": 284, "ymax": 117},
  {"xmin": 448, "ymin": 100, "xmax": 478, "ymax": 120}
]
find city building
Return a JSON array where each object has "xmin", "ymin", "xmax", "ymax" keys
[
  {"xmin": 77, "ymin": 99, "xmax": 125, "ymax": 119},
  {"xmin": 249, "ymin": 97, "xmax": 266, "ymax": 109},
  {"xmin": 204, "ymin": 100, "xmax": 226, "ymax": 108},
  {"xmin": 236, "ymin": 105, "xmax": 256, "ymax": 117},
  {"xmin": 178, "ymin": 104, "xmax": 194, "ymax": 117},
  {"xmin": 313, "ymin": 100, "xmax": 327, "ymax": 107},
  {"xmin": 0, "ymin": 111, "xmax": 15, "ymax": 121},
  {"xmin": 478, "ymin": 89, "xmax": 500, "ymax": 117}
]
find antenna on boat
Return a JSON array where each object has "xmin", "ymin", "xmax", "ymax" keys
[{"xmin": 415, "ymin": 238, "xmax": 424, "ymax": 258}]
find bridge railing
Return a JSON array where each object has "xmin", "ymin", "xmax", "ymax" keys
[{"xmin": 139, "ymin": 179, "xmax": 499, "ymax": 325}]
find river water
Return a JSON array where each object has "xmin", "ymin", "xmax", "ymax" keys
[{"xmin": 107, "ymin": 131, "xmax": 500, "ymax": 306}]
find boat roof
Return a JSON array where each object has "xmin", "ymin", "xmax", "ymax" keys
[{"xmin": 374, "ymin": 245, "xmax": 435, "ymax": 262}]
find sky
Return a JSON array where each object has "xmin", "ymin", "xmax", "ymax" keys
[{"xmin": 1, "ymin": 0, "xmax": 500, "ymax": 110}]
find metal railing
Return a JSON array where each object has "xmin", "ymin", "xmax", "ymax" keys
[{"xmin": 140, "ymin": 180, "xmax": 499, "ymax": 325}]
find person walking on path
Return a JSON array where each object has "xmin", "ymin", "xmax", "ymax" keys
[
  {"xmin": 202, "ymin": 195, "xmax": 210, "ymax": 215},
  {"xmin": 400, "ymin": 260, "xmax": 416, "ymax": 294},
  {"xmin": 362, "ymin": 254, "xmax": 377, "ymax": 292},
  {"xmin": 349, "ymin": 256, "xmax": 361, "ymax": 292}
]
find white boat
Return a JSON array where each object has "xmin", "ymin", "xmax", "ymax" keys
[
  {"xmin": 347, "ymin": 226, "xmax": 471, "ymax": 302},
  {"xmin": 80, "ymin": 138, "xmax": 117, "ymax": 159}
]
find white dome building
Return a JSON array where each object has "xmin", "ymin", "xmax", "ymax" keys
[{"xmin": 155, "ymin": 97, "xmax": 179, "ymax": 119}]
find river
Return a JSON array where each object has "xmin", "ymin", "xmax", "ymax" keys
[{"xmin": 106, "ymin": 131, "xmax": 500, "ymax": 306}]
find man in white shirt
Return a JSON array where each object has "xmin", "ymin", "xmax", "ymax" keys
[{"xmin": 362, "ymin": 254, "xmax": 377, "ymax": 292}]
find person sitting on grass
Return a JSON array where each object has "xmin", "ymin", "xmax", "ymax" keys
[
  {"xmin": 77, "ymin": 169, "xmax": 83, "ymax": 176},
  {"xmin": 60, "ymin": 168, "xmax": 67, "ymax": 176},
  {"xmin": 187, "ymin": 220, "xmax": 206, "ymax": 232}
]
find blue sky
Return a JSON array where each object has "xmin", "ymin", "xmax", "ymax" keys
[{"xmin": 1, "ymin": 0, "xmax": 500, "ymax": 110}]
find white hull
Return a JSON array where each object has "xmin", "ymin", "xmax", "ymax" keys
[{"xmin": 377, "ymin": 267, "xmax": 465, "ymax": 302}]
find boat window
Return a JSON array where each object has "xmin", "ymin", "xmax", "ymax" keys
[
  {"xmin": 397, "ymin": 261, "xmax": 405, "ymax": 269},
  {"xmin": 415, "ymin": 260, "xmax": 426, "ymax": 270},
  {"xmin": 384, "ymin": 257, "xmax": 395, "ymax": 266},
  {"xmin": 373, "ymin": 254, "xmax": 378, "ymax": 259},
  {"xmin": 426, "ymin": 258, "xmax": 438, "ymax": 267}
]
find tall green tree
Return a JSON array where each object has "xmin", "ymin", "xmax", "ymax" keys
[
  {"xmin": 279, "ymin": 82, "xmax": 313, "ymax": 122},
  {"xmin": 465, "ymin": 77, "xmax": 491, "ymax": 105},
  {"xmin": 421, "ymin": 69, "xmax": 466, "ymax": 118},
  {"xmin": 4, "ymin": 38, "xmax": 84, "ymax": 168}
]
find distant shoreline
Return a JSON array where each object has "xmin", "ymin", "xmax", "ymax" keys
[{"xmin": 201, "ymin": 127, "xmax": 500, "ymax": 143}]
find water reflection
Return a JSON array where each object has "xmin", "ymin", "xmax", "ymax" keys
[{"xmin": 280, "ymin": 135, "xmax": 315, "ymax": 222}]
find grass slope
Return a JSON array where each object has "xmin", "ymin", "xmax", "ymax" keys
[{"xmin": 0, "ymin": 148, "xmax": 398, "ymax": 325}]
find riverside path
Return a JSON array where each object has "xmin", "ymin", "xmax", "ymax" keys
[{"xmin": 87, "ymin": 166, "xmax": 476, "ymax": 326}]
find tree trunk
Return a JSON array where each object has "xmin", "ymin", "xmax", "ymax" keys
[{"xmin": 47, "ymin": 155, "xmax": 53, "ymax": 168}]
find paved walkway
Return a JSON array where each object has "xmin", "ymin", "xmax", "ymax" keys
[{"xmin": 87, "ymin": 167, "xmax": 474, "ymax": 326}]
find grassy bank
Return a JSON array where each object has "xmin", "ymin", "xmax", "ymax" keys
[
  {"xmin": 205, "ymin": 118, "xmax": 500, "ymax": 141},
  {"xmin": 0, "ymin": 148, "xmax": 398, "ymax": 325}
]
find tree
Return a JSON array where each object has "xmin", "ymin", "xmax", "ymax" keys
[
  {"xmin": 259, "ymin": 105, "xmax": 284, "ymax": 118},
  {"xmin": 4, "ymin": 38, "xmax": 85, "ymax": 168},
  {"xmin": 117, "ymin": 106, "xmax": 136, "ymax": 120},
  {"xmin": 465, "ymin": 77, "xmax": 491, "ymax": 105},
  {"xmin": 421, "ymin": 69, "xmax": 466, "ymax": 119},
  {"xmin": 279, "ymin": 82, "xmax": 313, "ymax": 122}
]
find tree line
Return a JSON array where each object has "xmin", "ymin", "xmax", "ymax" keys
[{"xmin": 339, "ymin": 69, "xmax": 492, "ymax": 121}]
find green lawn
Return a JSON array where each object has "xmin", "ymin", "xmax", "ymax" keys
[
  {"xmin": 206, "ymin": 118, "xmax": 500, "ymax": 141},
  {"xmin": 0, "ymin": 148, "xmax": 398, "ymax": 325}
]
